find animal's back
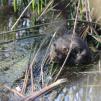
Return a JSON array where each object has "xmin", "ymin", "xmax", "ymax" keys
[{"xmin": 49, "ymin": 33, "xmax": 91, "ymax": 65}]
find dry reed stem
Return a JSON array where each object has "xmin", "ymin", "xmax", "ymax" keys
[
  {"xmin": 21, "ymin": 68, "xmax": 30, "ymax": 94},
  {"xmin": 21, "ymin": 37, "xmax": 48, "ymax": 94},
  {"xmin": 40, "ymin": 28, "xmax": 59, "ymax": 87},
  {"xmin": 37, "ymin": 0, "xmax": 54, "ymax": 20},
  {"xmin": 11, "ymin": 0, "xmax": 33, "ymax": 30},
  {"xmin": 54, "ymin": 0, "xmax": 80, "ymax": 81},
  {"xmin": 21, "ymin": 79, "xmax": 67, "ymax": 101}
]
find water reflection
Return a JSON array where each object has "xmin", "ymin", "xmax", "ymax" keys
[{"xmin": 54, "ymin": 59, "xmax": 101, "ymax": 101}]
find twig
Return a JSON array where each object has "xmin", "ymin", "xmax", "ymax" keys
[
  {"xmin": 79, "ymin": 71, "xmax": 101, "ymax": 74},
  {"xmin": 80, "ymin": 26, "xmax": 89, "ymax": 39},
  {"xmin": 85, "ymin": 0, "xmax": 92, "ymax": 22},
  {"xmin": 0, "ymin": 34, "xmax": 46, "ymax": 45},
  {"xmin": 21, "ymin": 68, "xmax": 30, "ymax": 94},
  {"xmin": 30, "ymin": 46, "xmax": 37, "ymax": 93},
  {"xmin": 0, "ymin": 19, "xmax": 100, "ymax": 36},
  {"xmin": 21, "ymin": 79, "xmax": 67, "ymax": 101},
  {"xmin": 37, "ymin": 0, "xmax": 54, "ymax": 20},
  {"xmin": 0, "ymin": 21, "xmax": 60, "ymax": 35},
  {"xmin": 21, "ymin": 47, "xmax": 33, "ymax": 94},
  {"xmin": 85, "ymin": 0, "xmax": 93, "ymax": 34},
  {"xmin": 11, "ymin": 0, "xmax": 33, "ymax": 30},
  {"xmin": 30, "ymin": 63, "xmax": 34, "ymax": 93}
]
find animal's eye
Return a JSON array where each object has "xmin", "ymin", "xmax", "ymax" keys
[
  {"xmin": 53, "ymin": 43, "xmax": 56, "ymax": 47},
  {"xmin": 63, "ymin": 47, "xmax": 67, "ymax": 51},
  {"xmin": 78, "ymin": 47, "xmax": 82, "ymax": 53},
  {"xmin": 75, "ymin": 47, "xmax": 82, "ymax": 54},
  {"xmin": 62, "ymin": 47, "xmax": 68, "ymax": 53}
]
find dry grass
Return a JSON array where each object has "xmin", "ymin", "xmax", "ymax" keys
[{"xmin": 0, "ymin": 0, "xmax": 101, "ymax": 101}]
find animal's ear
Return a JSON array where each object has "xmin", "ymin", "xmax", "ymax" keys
[
  {"xmin": 63, "ymin": 47, "xmax": 67, "ymax": 51},
  {"xmin": 62, "ymin": 46, "xmax": 67, "ymax": 51},
  {"xmin": 62, "ymin": 46, "xmax": 69, "ymax": 53}
]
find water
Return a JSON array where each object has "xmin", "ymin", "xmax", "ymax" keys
[
  {"xmin": 53, "ymin": 60, "xmax": 101, "ymax": 101},
  {"xmin": 0, "ymin": 35, "xmax": 101, "ymax": 101},
  {"xmin": 0, "ymin": 9, "xmax": 101, "ymax": 101}
]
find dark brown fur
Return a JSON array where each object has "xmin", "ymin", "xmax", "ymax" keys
[{"xmin": 49, "ymin": 33, "xmax": 91, "ymax": 65}]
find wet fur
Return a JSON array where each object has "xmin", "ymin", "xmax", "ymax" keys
[{"xmin": 50, "ymin": 33, "xmax": 91, "ymax": 65}]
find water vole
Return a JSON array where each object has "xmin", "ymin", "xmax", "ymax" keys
[{"xmin": 49, "ymin": 33, "xmax": 91, "ymax": 65}]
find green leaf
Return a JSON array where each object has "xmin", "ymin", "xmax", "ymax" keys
[
  {"xmin": 40, "ymin": 0, "xmax": 43, "ymax": 11},
  {"xmin": 2, "ymin": 0, "xmax": 8, "ymax": 6},
  {"xmin": 92, "ymin": 35, "xmax": 101, "ymax": 43},
  {"xmin": 38, "ymin": 0, "xmax": 40, "ymax": 15},
  {"xmin": 13, "ymin": 0, "xmax": 17, "ymax": 12},
  {"xmin": 32, "ymin": 0, "xmax": 35, "ymax": 11}
]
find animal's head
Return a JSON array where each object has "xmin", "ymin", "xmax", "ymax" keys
[{"xmin": 49, "ymin": 35, "xmax": 91, "ymax": 65}]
